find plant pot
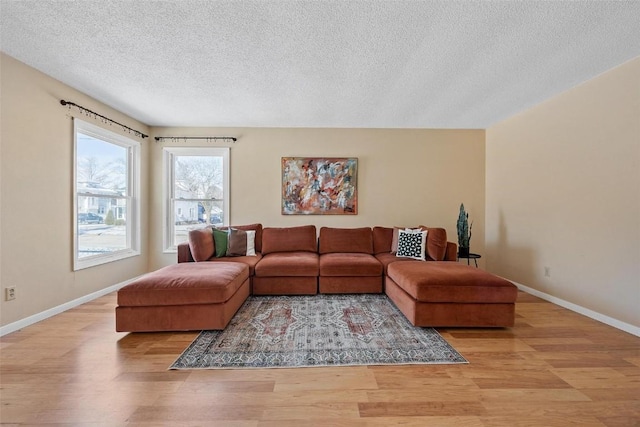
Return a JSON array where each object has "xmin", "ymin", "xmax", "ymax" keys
[{"xmin": 458, "ymin": 247, "xmax": 470, "ymax": 257}]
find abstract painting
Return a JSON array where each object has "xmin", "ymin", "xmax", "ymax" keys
[{"xmin": 282, "ymin": 157, "xmax": 358, "ymax": 215}]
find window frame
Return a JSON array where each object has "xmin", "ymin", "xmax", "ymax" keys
[
  {"xmin": 163, "ymin": 146, "xmax": 230, "ymax": 252},
  {"xmin": 73, "ymin": 119, "xmax": 141, "ymax": 270}
]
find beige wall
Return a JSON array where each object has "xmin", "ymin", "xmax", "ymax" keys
[
  {"xmin": 150, "ymin": 127, "xmax": 485, "ymax": 269},
  {"xmin": 486, "ymin": 57, "xmax": 640, "ymax": 327},
  {"xmin": 0, "ymin": 54, "xmax": 150, "ymax": 327}
]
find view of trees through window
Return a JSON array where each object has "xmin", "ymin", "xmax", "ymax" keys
[
  {"xmin": 76, "ymin": 132, "xmax": 129, "ymax": 258},
  {"xmin": 172, "ymin": 155, "xmax": 224, "ymax": 246}
]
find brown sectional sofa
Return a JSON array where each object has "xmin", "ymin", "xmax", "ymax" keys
[{"xmin": 117, "ymin": 223, "xmax": 517, "ymax": 332}]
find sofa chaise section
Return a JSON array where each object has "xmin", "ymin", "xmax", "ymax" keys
[
  {"xmin": 386, "ymin": 261, "xmax": 518, "ymax": 327},
  {"xmin": 116, "ymin": 262, "xmax": 250, "ymax": 332}
]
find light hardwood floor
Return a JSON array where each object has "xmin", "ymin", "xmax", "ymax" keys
[{"xmin": 1, "ymin": 291, "xmax": 639, "ymax": 426}]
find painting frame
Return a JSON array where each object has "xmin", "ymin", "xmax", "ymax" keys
[{"xmin": 281, "ymin": 157, "xmax": 358, "ymax": 215}]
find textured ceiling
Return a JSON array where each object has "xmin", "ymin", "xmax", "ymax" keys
[{"xmin": 1, "ymin": 0, "xmax": 639, "ymax": 129}]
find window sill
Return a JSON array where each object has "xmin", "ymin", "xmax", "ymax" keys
[{"xmin": 74, "ymin": 249, "xmax": 140, "ymax": 271}]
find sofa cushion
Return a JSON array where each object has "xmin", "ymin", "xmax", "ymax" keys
[
  {"xmin": 220, "ymin": 223, "xmax": 263, "ymax": 253},
  {"xmin": 372, "ymin": 226, "xmax": 393, "ymax": 254},
  {"xmin": 396, "ymin": 229, "xmax": 427, "ymax": 261},
  {"xmin": 262, "ymin": 225, "xmax": 317, "ymax": 254},
  {"xmin": 319, "ymin": 253, "xmax": 382, "ymax": 276},
  {"xmin": 255, "ymin": 252, "xmax": 319, "ymax": 277},
  {"xmin": 420, "ymin": 226, "xmax": 448, "ymax": 261},
  {"xmin": 212, "ymin": 228, "xmax": 228, "ymax": 258},
  {"xmin": 372, "ymin": 226, "xmax": 423, "ymax": 255},
  {"xmin": 387, "ymin": 261, "xmax": 517, "ymax": 303},
  {"xmin": 245, "ymin": 230, "xmax": 256, "ymax": 256},
  {"xmin": 188, "ymin": 227, "xmax": 214, "ymax": 262},
  {"xmin": 117, "ymin": 262, "xmax": 249, "ymax": 306},
  {"xmin": 226, "ymin": 228, "xmax": 256, "ymax": 257},
  {"xmin": 226, "ymin": 228, "xmax": 247, "ymax": 256},
  {"xmin": 390, "ymin": 227, "xmax": 401, "ymax": 254},
  {"xmin": 376, "ymin": 226, "xmax": 448, "ymax": 261},
  {"xmin": 318, "ymin": 227, "xmax": 373, "ymax": 254}
]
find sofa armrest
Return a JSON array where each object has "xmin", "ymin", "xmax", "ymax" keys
[
  {"xmin": 444, "ymin": 242, "xmax": 458, "ymax": 261},
  {"xmin": 177, "ymin": 243, "xmax": 195, "ymax": 263}
]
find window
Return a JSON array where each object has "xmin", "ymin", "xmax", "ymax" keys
[
  {"xmin": 163, "ymin": 147, "xmax": 229, "ymax": 251},
  {"xmin": 74, "ymin": 119, "xmax": 140, "ymax": 270}
]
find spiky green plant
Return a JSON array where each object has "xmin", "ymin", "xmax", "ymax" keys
[{"xmin": 457, "ymin": 203, "xmax": 472, "ymax": 248}]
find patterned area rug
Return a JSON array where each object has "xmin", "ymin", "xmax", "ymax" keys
[{"xmin": 170, "ymin": 294, "xmax": 467, "ymax": 369}]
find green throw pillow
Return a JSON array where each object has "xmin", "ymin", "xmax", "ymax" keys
[{"xmin": 212, "ymin": 228, "xmax": 228, "ymax": 258}]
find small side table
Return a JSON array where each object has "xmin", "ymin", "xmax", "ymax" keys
[{"xmin": 457, "ymin": 252, "xmax": 481, "ymax": 267}]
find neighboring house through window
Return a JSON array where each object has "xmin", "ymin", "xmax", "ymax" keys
[
  {"xmin": 163, "ymin": 147, "xmax": 229, "ymax": 251},
  {"xmin": 74, "ymin": 119, "xmax": 140, "ymax": 270}
]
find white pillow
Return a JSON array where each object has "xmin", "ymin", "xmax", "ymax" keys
[
  {"xmin": 396, "ymin": 229, "xmax": 427, "ymax": 261},
  {"xmin": 245, "ymin": 230, "xmax": 256, "ymax": 256}
]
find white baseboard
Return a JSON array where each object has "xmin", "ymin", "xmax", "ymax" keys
[
  {"xmin": 0, "ymin": 277, "xmax": 140, "ymax": 337},
  {"xmin": 513, "ymin": 281, "xmax": 640, "ymax": 337}
]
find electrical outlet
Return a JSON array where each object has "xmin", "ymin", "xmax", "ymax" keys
[
  {"xmin": 544, "ymin": 267, "xmax": 551, "ymax": 278},
  {"xmin": 5, "ymin": 286, "xmax": 16, "ymax": 301}
]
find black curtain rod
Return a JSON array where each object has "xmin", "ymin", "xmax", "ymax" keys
[
  {"xmin": 60, "ymin": 100, "xmax": 149, "ymax": 139},
  {"xmin": 154, "ymin": 136, "xmax": 237, "ymax": 143}
]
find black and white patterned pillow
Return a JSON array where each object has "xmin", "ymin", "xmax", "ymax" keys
[{"xmin": 396, "ymin": 229, "xmax": 427, "ymax": 261}]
